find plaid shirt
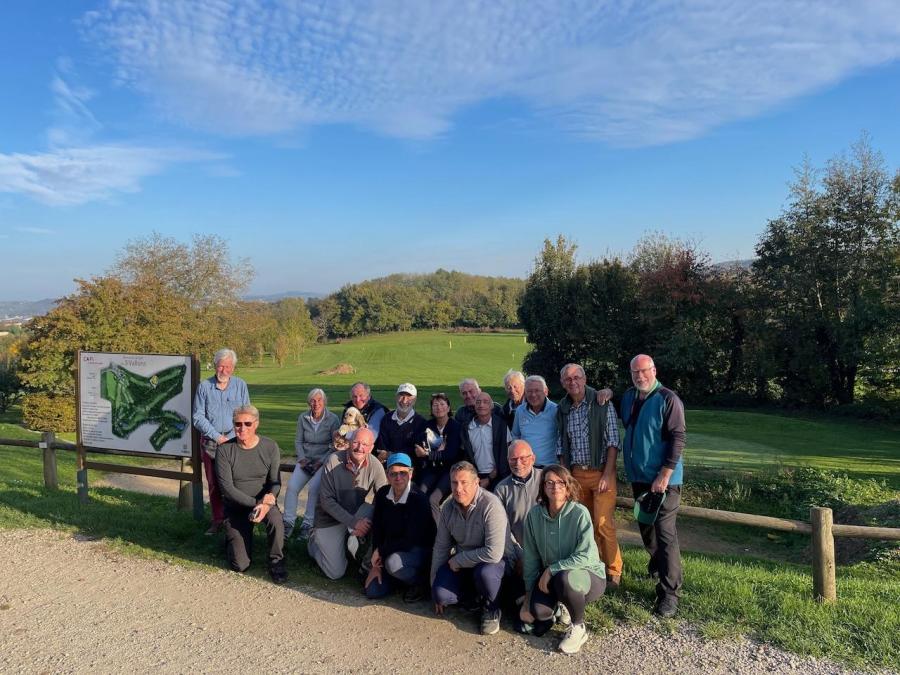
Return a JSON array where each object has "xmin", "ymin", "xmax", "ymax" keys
[{"xmin": 565, "ymin": 397, "xmax": 620, "ymax": 467}]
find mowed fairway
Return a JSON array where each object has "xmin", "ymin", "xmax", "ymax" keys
[{"xmin": 225, "ymin": 331, "xmax": 899, "ymax": 488}]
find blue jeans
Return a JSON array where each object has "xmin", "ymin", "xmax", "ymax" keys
[
  {"xmin": 365, "ymin": 546, "xmax": 429, "ymax": 598},
  {"xmin": 432, "ymin": 560, "xmax": 505, "ymax": 611}
]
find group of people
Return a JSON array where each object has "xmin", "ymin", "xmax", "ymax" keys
[{"xmin": 193, "ymin": 348, "xmax": 686, "ymax": 655}]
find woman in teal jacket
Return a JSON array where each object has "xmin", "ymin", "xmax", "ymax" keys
[{"xmin": 521, "ymin": 464, "xmax": 606, "ymax": 655}]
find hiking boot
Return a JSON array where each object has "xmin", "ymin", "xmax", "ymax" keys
[
  {"xmin": 269, "ymin": 562, "xmax": 288, "ymax": 585},
  {"xmin": 654, "ymin": 595, "xmax": 678, "ymax": 618},
  {"xmin": 298, "ymin": 522, "xmax": 312, "ymax": 541},
  {"xmin": 558, "ymin": 622, "xmax": 588, "ymax": 655},
  {"xmin": 554, "ymin": 603, "xmax": 571, "ymax": 627},
  {"xmin": 479, "ymin": 608, "xmax": 501, "ymax": 635},
  {"xmin": 606, "ymin": 574, "xmax": 621, "ymax": 594}
]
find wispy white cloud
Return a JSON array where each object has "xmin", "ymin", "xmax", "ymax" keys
[
  {"xmin": 15, "ymin": 226, "xmax": 55, "ymax": 235},
  {"xmin": 48, "ymin": 58, "xmax": 102, "ymax": 147},
  {"xmin": 0, "ymin": 145, "xmax": 219, "ymax": 206},
  {"xmin": 81, "ymin": 0, "xmax": 900, "ymax": 145}
]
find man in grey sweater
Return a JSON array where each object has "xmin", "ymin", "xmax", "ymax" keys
[
  {"xmin": 493, "ymin": 440, "xmax": 543, "ymax": 602},
  {"xmin": 309, "ymin": 428, "xmax": 387, "ymax": 580},
  {"xmin": 432, "ymin": 461, "xmax": 510, "ymax": 636}
]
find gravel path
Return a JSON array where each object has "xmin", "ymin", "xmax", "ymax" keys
[{"xmin": 0, "ymin": 529, "xmax": 871, "ymax": 674}]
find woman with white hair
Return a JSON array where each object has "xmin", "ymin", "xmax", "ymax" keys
[{"xmin": 283, "ymin": 388, "xmax": 340, "ymax": 539}]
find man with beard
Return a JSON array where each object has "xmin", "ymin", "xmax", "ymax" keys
[{"xmin": 375, "ymin": 383, "xmax": 428, "ymax": 463}]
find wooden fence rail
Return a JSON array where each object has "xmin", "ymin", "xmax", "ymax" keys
[{"xmin": 3, "ymin": 434, "xmax": 899, "ymax": 602}]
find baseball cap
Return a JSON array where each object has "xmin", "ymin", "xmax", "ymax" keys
[
  {"xmin": 386, "ymin": 453, "xmax": 412, "ymax": 468},
  {"xmin": 396, "ymin": 383, "xmax": 417, "ymax": 397}
]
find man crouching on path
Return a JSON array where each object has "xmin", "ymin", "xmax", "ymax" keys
[
  {"xmin": 214, "ymin": 404, "xmax": 287, "ymax": 584},
  {"xmin": 309, "ymin": 428, "xmax": 387, "ymax": 580},
  {"xmin": 431, "ymin": 461, "xmax": 510, "ymax": 636}
]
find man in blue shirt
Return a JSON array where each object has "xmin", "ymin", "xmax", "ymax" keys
[
  {"xmin": 192, "ymin": 348, "xmax": 251, "ymax": 534},
  {"xmin": 511, "ymin": 375, "xmax": 561, "ymax": 467}
]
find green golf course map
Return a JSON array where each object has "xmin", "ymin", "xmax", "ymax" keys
[{"xmin": 100, "ymin": 363, "xmax": 189, "ymax": 451}]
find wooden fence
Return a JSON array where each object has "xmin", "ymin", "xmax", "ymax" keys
[{"xmin": 2, "ymin": 433, "xmax": 899, "ymax": 602}]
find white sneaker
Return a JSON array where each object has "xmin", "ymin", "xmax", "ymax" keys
[
  {"xmin": 554, "ymin": 603, "xmax": 571, "ymax": 627},
  {"xmin": 558, "ymin": 622, "xmax": 588, "ymax": 655}
]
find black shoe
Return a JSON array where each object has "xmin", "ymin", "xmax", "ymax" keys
[
  {"xmin": 269, "ymin": 562, "xmax": 288, "ymax": 585},
  {"xmin": 654, "ymin": 595, "xmax": 678, "ymax": 618},
  {"xmin": 606, "ymin": 575, "xmax": 621, "ymax": 594},
  {"xmin": 402, "ymin": 585, "xmax": 426, "ymax": 603},
  {"xmin": 479, "ymin": 608, "xmax": 501, "ymax": 635}
]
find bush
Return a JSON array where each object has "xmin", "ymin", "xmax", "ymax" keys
[{"xmin": 22, "ymin": 393, "xmax": 76, "ymax": 432}]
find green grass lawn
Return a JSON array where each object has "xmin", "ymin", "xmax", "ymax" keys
[{"xmin": 1, "ymin": 330, "xmax": 899, "ymax": 669}]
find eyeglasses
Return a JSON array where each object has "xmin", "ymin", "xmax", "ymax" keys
[
  {"xmin": 388, "ymin": 471, "xmax": 410, "ymax": 478},
  {"xmin": 562, "ymin": 376, "xmax": 584, "ymax": 383},
  {"xmin": 509, "ymin": 456, "xmax": 533, "ymax": 463},
  {"xmin": 233, "ymin": 421, "xmax": 255, "ymax": 428},
  {"xmin": 631, "ymin": 367, "xmax": 655, "ymax": 375},
  {"xmin": 544, "ymin": 480, "xmax": 566, "ymax": 488}
]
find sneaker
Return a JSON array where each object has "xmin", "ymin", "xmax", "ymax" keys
[
  {"xmin": 654, "ymin": 595, "xmax": 678, "ymax": 618},
  {"xmin": 606, "ymin": 575, "xmax": 621, "ymax": 594},
  {"xmin": 479, "ymin": 608, "xmax": 501, "ymax": 636},
  {"xmin": 558, "ymin": 623, "xmax": 588, "ymax": 655},
  {"xmin": 283, "ymin": 522, "xmax": 294, "ymax": 539},
  {"xmin": 204, "ymin": 521, "xmax": 223, "ymax": 536},
  {"xmin": 554, "ymin": 603, "xmax": 571, "ymax": 627},
  {"xmin": 298, "ymin": 522, "xmax": 312, "ymax": 541},
  {"xmin": 269, "ymin": 562, "xmax": 288, "ymax": 585}
]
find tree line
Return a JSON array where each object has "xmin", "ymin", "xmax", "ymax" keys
[
  {"xmin": 2, "ymin": 137, "xmax": 896, "ymax": 430},
  {"xmin": 521, "ymin": 138, "xmax": 898, "ymax": 412}
]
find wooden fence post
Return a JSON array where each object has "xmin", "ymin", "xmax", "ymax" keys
[
  {"xmin": 177, "ymin": 458, "xmax": 193, "ymax": 512},
  {"xmin": 811, "ymin": 506, "xmax": 836, "ymax": 602},
  {"xmin": 41, "ymin": 431, "xmax": 58, "ymax": 489}
]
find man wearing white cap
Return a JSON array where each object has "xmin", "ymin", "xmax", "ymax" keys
[{"xmin": 375, "ymin": 383, "xmax": 428, "ymax": 463}]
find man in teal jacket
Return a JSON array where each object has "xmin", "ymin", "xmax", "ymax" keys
[{"xmin": 620, "ymin": 354, "xmax": 686, "ymax": 618}]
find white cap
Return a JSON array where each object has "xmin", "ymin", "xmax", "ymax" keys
[{"xmin": 396, "ymin": 383, "xmax": 417, "ymax": 397}]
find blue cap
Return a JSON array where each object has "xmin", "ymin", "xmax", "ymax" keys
[{"xmin": 386, "ymin": 452, "xmax": 412, "ymax": 468}]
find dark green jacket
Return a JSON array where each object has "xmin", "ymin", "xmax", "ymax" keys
[{"xmin": 557, "ymin": 385, "xmax": 612, "ymax": 468}]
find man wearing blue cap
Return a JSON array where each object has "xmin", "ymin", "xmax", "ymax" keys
[
  {"xmin": 364, "ymin": 453, "xmax": 436, "ymax": 602},
  {"xmin": 620, "ymin": 354, "xmax": 686, "ymax": 618}
]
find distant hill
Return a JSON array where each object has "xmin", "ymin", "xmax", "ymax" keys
[
  {"xmin": 244, "ymin": 291, "xmax": 323, "ymax": 302},
  {"xmin": 0, "ymin": 299, "xmax": 57, "ymax": 319},
  {"xmin": 712, "ymin": 259, "xmax": 753, "ymax": 272}
]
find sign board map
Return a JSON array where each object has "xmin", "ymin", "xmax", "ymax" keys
[{"xmin": 79, "ymin": 352, "xmax": 194, "ymax": 457}]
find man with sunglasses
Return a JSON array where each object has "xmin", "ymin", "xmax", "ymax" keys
[
  {"xmin": 364, "ymin": 453, "xmax": 436, "ymax": 602},
  {"xmin": 214, "ymin": 405, "xmax": 286, "ymax": 584},
  {"xmin": 309, "ymin": 427, "xmax": 387, "ymax": 580}
]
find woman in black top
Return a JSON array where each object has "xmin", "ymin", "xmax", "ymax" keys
[{"xmin": 414, "ymin": 392, "xmax": 462, "ymax": 521}]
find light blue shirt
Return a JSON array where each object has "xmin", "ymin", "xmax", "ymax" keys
[
  {"xmin": 192, "ymin": 375, "xmax": 251, "ymax": 440},
  {"xmin": 511, "ymin": 398, "xmax": 561, "ymax": 467}
]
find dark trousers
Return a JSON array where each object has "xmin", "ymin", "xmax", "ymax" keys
[
  {"xmin": 631, "ymin": 482, "xmax": 682, "ymax": 599},
  {"xmin": 223, "ymin": 503, "xmax": 285, "ymax": 572},
  {"xmin": 416, "ymin": 470, "xmax": 451, "ymax": 523},
  {"xmin": 432, "ymin": 560, "xmax": 505, "ymax": 611},
  {"xmin": 365, "ymin": 546, "xmax": 429, "ymax": 599},
  {"xmin": 201, "ymin": 447, "xmax": 224, "ymax": 523},
  {"xmin": 530, "ymin": 569, "xmax": 606, "ymax": 625}
]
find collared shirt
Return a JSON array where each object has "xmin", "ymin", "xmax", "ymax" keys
[
  {"xmin": 468, "ymin": 417, "xmax": 498, "ymax": 474},
  {"xmin": 386, "ymin": 480, "xmax": 412, "ymax": 505},
  {"xmin": 565, "ymin": 397, "xmax": 592, "ymax": 465},
  {"xmin": 511, "ymin": 397, "xmax": 561, "ymax": 466},
  {"xmin": 192, "ymin": 375, "xmax": 250, "ymax": 440},
  {"xmin": 392, "ymin": 409, "xmax": 415, "ymax": 425}
]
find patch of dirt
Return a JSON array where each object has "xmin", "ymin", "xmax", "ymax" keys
[
  {"xmin": 0, "ymin": 530, "xmax": 864, "ymax": 674},
  {"xmin": 319, "ymin": 363, "xmax": 356, "ymax": 375}
]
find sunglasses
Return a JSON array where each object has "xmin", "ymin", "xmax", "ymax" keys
[
  {"xmin": 233, "ymin": 421, "xmax": 256, "ymax": 428},
  {"xmin": 388, "ymin": 471, "xmax": 410, "ymax": 478}
]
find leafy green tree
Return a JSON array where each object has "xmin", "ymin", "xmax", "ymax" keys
[{"xmin": 753, "ymin": 138, "xmax": 900, "ymax": 405}]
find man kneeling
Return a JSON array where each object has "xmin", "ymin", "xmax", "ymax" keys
[
  {"xmin": 365, "ymin": 453, "xmax": 436, "ymax": 602},
  {"xmin": 431, "ymin": 461, "xmax": 510, "ymax": 636},
  {"xmin": 214, "ymin": 405, "xmax": 287, "ymax": 584},
  {"xmin": 309, "ymin": 428, "xmax": 386, "ymax": 579}
]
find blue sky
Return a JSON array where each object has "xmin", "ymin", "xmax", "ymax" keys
[{"xmin": 2, "ymin": 0, "xmax": 900, "ymax": 300}]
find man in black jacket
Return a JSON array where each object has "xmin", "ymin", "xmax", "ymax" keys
[
  {"xmin": 461, "ymin": 392, "xmax": 511, "ymax": 489},
  {"xmin": 365, "ymin": 453, "xmax": 436, "ymax": 602}
]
